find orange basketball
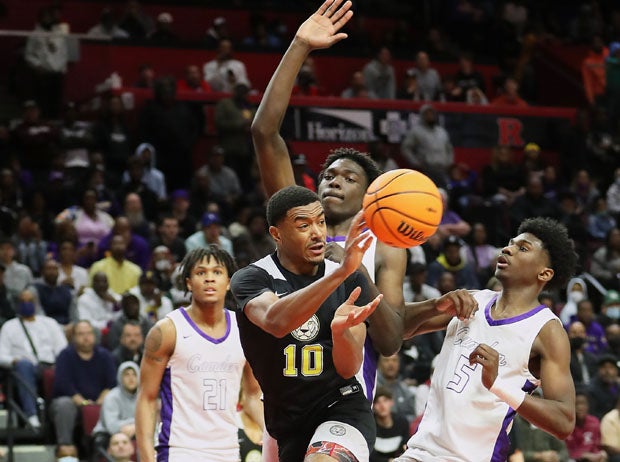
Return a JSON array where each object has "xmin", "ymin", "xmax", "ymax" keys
[{"xmin": 362, "ymin": 169, "xmax": 443, "ymax": 248}]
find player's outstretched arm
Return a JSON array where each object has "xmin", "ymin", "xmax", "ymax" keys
[
  {"xmin": 403, "ymin": 289, "xmax": 478, "ymax": 338},
  {"xmin": 136, "ymin": 319, "xmax": 175, "ymax": 462},
  {"xmin": 251, "ymin": 0, "xmax": 353, "ymax": 197},
  {"xmin": 331, "ymin": 286, "xmax": 382, "ymax": 378},
  {"xmin": 469, "ymin": 320, "xmax": 576, "ymax": 440}
]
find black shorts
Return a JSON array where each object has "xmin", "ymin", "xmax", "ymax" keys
[{"xmin": 276, "ymin": 388, "xmax": 375, "ymax": 462}]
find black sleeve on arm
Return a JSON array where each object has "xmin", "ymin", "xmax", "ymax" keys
[{"xmin": 230, "ymin": 265, "xmax": 274, "ymax": 313}]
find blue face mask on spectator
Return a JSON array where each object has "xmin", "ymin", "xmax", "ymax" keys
[
  {"xmin": 18, "ymin": 301, "xmax": 35, "ymax": 317},
  {"xmin": 607, "ymin": 307, "xmax": 620, "ymax": 319},
  {"xmin": 57, "ymin": 458, "xmax": 79, "ymax": 462}
]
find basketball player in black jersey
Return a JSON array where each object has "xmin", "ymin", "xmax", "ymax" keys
[{"xmin": 230, "ymin": 185, "xmax": 383, "ymax": 462}]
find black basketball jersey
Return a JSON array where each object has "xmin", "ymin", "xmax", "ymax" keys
[{"xmin": 230, "ymin": 253, "xmax": 371, "ymax": 440}]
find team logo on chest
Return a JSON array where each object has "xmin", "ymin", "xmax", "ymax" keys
[{"xmin": 291, "ymin": 314, "xmax": 320, "ymax": 341}]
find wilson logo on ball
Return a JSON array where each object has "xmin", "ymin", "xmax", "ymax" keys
[{"xmin": 396, "ymin": 221, "xmax": 427, "ymax": 242}]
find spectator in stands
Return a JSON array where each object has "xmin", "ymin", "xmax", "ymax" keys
[
  {"xmin": 568, "ymin": 320, "xmax": 598, "ymax": 387},
  {"xmin": 122, "ymin": 193, "xmax": 154, "ymax": 242},
  {"xmin": 402, "ymin": 262, "xmax": 440, "ymax": 303},
  {"xmin": 203, "ymin": 38, "xmax": 251, "ymax": 92},
  {"xmin": 0, "ymin": 238, "xmax": 34, "ymax": 309},
  {"xmin": 511, "ymin": 412, "xmax": 570, "ymax": 462},
  {"xmin": 148, "ymin": 12, "xmax": 178, "ymax": 45},
  {"xmin": 56, "ymin": 188, "xmax": 114, "ymax": 250},
  {"xmin": 148, "ymin": 246, "xmax": 175, "ymax": 292},
  {"xmin": 89, "ymin": 234, "xmax": 142, "ymax": 295},
  {"xmin": 370, "ymin": 386, "xmax": 409, "ymax": 462},
  {"xmin": 600, "ymin": 293, "xmax": 620, "ymax": 329},
  {"xmin": 11, "ymin": 100, "xmax": 59, "ymax": 180},
  {"xmin": 491, "ymin": 77, "xmax": 529, "ymax": 107},
  {"xmin": 112, "ymin": 321, "xmax": 143, "ymax": 367},
  {"xmin": 509, "ymin": 174, "xmax": 561, "ymax": 234},
  {"xmin": 133, "ymin": 63, "xmax": 155, "ymax": 89},
  {"xmin": 607, "ymin": 169, "xmax": 620, "ymax": 219},
  {"xmin": 242, "ymin": 13, "xmax": 283, "ymax": 50},
  {"xmin": 0, "ymin": 289, "xmax": 67, "ymax": 429},
  {"xmin": 214, "ymin": 82, "xmax": 256, "ymax": 189},
  {"xmin": 204, "ymin": 16, "xmax": 229, "ymax": 49},
  {"xmin": 561, "ymin": 277, "xmax": 589, "ymax": 325},
  {"xmin": 231, "ymin": 209, "xmax": 275, "ymax": 263},
  {"xmin": 575, "ymin": 299, "xmax": 608, "ymax": 355},
  {"xmin": 520, "ymin": 142, "xmax": 545, "ymax": 178},
  {"xmin": 107, "ymin": 293, "xmax": 153, "ymax": 351},
  {"xmin": 122, "ymin": 143, "xmax": 166, "ymax": 201},
  {"xmin": 571, "ymin": 169, "xmax": 600, "ymax": 211},
  {"xmin": 118, "ymin": 158, "xmax": 160, "ymax": 224},
  {"xmin": 466, "ymin": 87, "xmax": 489, "ymax": 105},
  {"xmin": 176, "ymin": 64, "xmax": 212, "ymax": 94},
  {"xmin": 481, "ymin": 145, "xmax": 526, "ymax": 206},
  {"xmin": 377, "ymin": 354, "xmax": 417, "ymax": 425},
  {"xmin": 55, "ymin": 444, "xmax": 79, "ymax": 462},
  {"xmin": 96, "ymin": 215, "xmax": 150, "ymax": 271},
  {"xmin": 566, "ymin": 387, "xmax": 607, "ymax": 462},
  {"xmin": 106, "ymin": 431, "xmax": 135, "ymax": 462},
  {"xmin": 291, "ymin": 153, "xmax": 317, "ymax": 192},
  {"xmin": 407, "ymin": 51, "xmax": 442, "ymax": 101},
  {"xmin": 426, "ymin": 235, "xmax": 480, "ymax": 290},
  {"xmin": 589, "ymin": 354, "xmax": 620, "ymax": 420},
  {"xmin": 128, "ymin": 271, "xmax": 173, "ymax": 322},
  {"xmin": 591, "ymin": 227, "xmax": 620, "ymax": 291},
  {"xmin": 601, "ymin": 396, "xmax": 620, "ymax": 462},
  {"xmin": 196, "ymin": 145, "xmax": 242, "ymax": 217},
  {"xmin": 436, "ymin": 188, "xmax": 472, "ymax": 239},
  {"xmin": 589, "ymin": 196, "xmax": 617, "ymax": 242},
  {"xmin": 436, "ymin": 271, "xmax": 457, "ymax": 295},
  {"xmin": 139, "ymin": 76, "xmax": 199, "ymax": 191},
  {"xmin": 368, "ymin": 139, "xmax": 398, "ymax": 172},
  {"xmin": 34, "ymin": 258, "xmax": 75, "ymax": 328},
  {"xmin": 439, "ymin": 75, "xmax": 462, "ymax": 103},
  {"xmin": 582, "ymin": 35, "xmax": 609, "ymax": 106},
  {"xmin": 14, "ymin": 214, "xmax": 47, "ymax": 277},
  {"xmin": 397, "ymin": 69, "xmax": 422, "ymax": 101},
  {"xmin": 86, "ymin": 162, "xmax": 120, "ymax": 216},
  {"xmin": 91, "ymin": 361, "xmax": 139, "ymax": 458},
  {"xmin": 50, "ymin": 320, "xmax": 117, "ymax": 447},
  {"xmin": 463, "ymin": 222, "xmax": 500, "ymax": 287},
  {"xmin": 77, "ymin": 271, "xmax": 120, "ymax": 333},
  {"xmin": 454, "ymin": 53, "xmax": 486, "ymax": 102},
  {"xmin": 401, "ymin": 104, "xmax": 454, "ymax": 187},
  {"xmin": 185, "ymin": 212, "xmax": 233, "ymax": 255},
  {"xmin": 118, "ymin": 0, "xmax": 153, "ymax": 39},
  {"xmin": 23, "ymin": 7, "xmax": 68, "ymax": 118},
  {"xmin": 92, "ymin": 95, "xmax": 134, "ymax": 188},
  {"xmin": 606, "ymin": 41, "xmax": 620, "ymax": 128},
  {"xmin": 59, "ymin": 101, "xmax": 93, "ymax": 179},
  {"xmin": 341, "ymin": 70, "xmax": 376, "ymax": 99},
  {"xmin": 169, "ymin": 189, "xmax": 196, "ymax": 239},
  {"xmin": 362, "ymin": 46, "xmax": 396, "ymax": 99},
  {"xmin": 150, "ymin": 216, "xmax": 186, "ymax": 263},
  {"xmin": 0, "ymin": 265, "xmax": 14, "ymax": 327},
  {"xmin": 87, "ymin": 8, "xmax": 129, "ymax": 39}
]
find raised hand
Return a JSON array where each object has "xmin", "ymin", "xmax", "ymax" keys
[
  {"xmin": 332, "ymin": 286, "xmax": 382, "ymax": 335},
  {"xmin": 295, "ymin": 0, "xmax": 354, "ymax": 51},
  {"xmin": 435, "ymin": 289, "xmax": 478, "ymax": 321}
]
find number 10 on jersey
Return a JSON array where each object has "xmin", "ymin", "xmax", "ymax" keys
[{"xmin": 283, "ymin": 344, "xmax": 324, "ymax": 377}]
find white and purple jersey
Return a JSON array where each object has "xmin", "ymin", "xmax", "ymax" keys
[
  {"xmin": 328, "ymin": 233, "xmax": 378, "ymax": 401},
  {"xmin": 401, "ymin": 289, "xmax": 559, "ymax": 462},
  {"xmin": 157, "ymin": 308, "xmax": 246, "ymax": 462}
]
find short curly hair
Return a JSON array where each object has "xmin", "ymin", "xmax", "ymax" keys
[
  {"xmin": 517, "ymin": 217, "xmax": 577, "ymax": 290},
  {"xmin": 318, "ymin": 147, "xmax": 383, "ymax": 188},
  {"xmin": 266, "ymin": 185, "xmax": 320, "ymax": 227}
]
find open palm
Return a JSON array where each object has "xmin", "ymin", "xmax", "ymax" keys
[{"xmin": 296, "ymin": 0, "xmax": 354, "ymax": 50}]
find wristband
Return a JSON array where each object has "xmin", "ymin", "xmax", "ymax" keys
[{"xmin": 490, "ymin": 377, "xmax": 527, "ymax": 410}]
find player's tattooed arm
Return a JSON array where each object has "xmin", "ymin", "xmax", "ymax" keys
[{"xmin": 144, "ymin": 325, "xmax": 165, "ymax": 362}]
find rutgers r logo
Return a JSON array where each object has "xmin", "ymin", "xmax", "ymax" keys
[
  {"xmin": 397, "ymin": 221, "xmax": 426, "ymax": 242},
  {"xmin": 497, "ymin": 117, "xmax": 524, "ymax": 146}
]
